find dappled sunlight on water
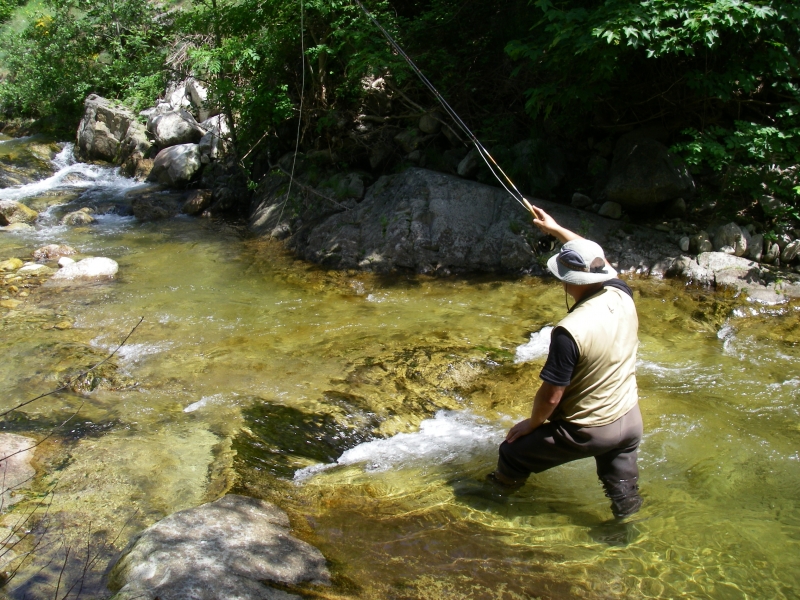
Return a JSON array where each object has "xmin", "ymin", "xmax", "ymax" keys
[{"xmin": 0, "ymin": 140, "xmax": 799, "ymax": 597}]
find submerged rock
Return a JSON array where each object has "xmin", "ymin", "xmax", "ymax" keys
[
  {"xmin": 0, "ymin": 257, "xmax": 24, "ymax": 271},
  {"xmin": 0, "ymin": 200, "xmax": 38, "ymax": 225},
  {"xmin": 110, "ymin": 494, "xmax": 329, "ymax": 600},
  {"xmin": 33, "ymin": 244, "xmax": 77, "ymax": 262},
  {"xmin": 0, "ymin": 433, "xmax": 36, "ymax": 508},
  {"xmin": 51, "ymin": 257, "xmax": 118, "ymax": 281}
]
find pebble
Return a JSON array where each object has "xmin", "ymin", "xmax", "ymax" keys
[
  {"xmin": 0, "ymin": 299, "xmax": 21, "ymax": 309},
  {"xmin": 54, "ymin": 321, "xmax": 72, "ymax": 330}
]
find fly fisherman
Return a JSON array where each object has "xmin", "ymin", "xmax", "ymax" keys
[{"xmin": 488, "ymin": 206, "xmax": 643, "ymax": 519}]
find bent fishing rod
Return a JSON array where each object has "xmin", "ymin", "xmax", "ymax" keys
[{"xmin": 351, "ymin": 0, "xmax": 538, "ymax": 218}]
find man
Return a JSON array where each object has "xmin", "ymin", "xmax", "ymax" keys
[{"xmin": 488, "ymin": 206, "xmax": 643, "ymax": 518}]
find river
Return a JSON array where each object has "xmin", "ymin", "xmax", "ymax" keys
[{"xmin": 1, "ymin": 137, "xmax": 799, "ymax": 599}]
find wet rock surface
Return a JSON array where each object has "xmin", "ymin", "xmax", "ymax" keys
[{"xmin": 110, "ymin": 494, "xmax": 329, "ymax": 600}]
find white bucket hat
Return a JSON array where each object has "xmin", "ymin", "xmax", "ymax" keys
[{"xmin": 547, "ymin": 239, "xmax": 617, "ymax": 285}]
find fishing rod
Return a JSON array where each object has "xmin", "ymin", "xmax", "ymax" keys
[{"xmin": 351, "ymin": 0, "xmax": 537, "ymax": 217}]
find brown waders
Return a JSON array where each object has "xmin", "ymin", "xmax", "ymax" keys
[{"xmin": 495, "ymin": 405, "xmax": 643, "ymax": 518}]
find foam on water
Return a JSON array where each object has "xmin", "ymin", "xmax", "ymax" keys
[
  {"xmin": 0, "ymin": 143, "xmax": 140, "ymax": 202},
  {"xmin": 294, "ymin": 410, "xmax": 505, "ymax": 481},
  {"xmin": 184, "ymin": 394, "xmax": 226, "ymax": 413},
  {"xmin": 514, "ymin": 326, "xmax": 553, "ymax": 363}
]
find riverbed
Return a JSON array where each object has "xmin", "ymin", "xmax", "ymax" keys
[{"xmin": 1, "ymin": 138, "xmax": 799, "ymax": 598}]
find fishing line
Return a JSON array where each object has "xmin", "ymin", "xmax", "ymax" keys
[
  {"xmin": 351, "ymin": 0, "xmax": 535, "ymax": 216},
  {"xmin": 273, "ymin": 0, "xmax": 306, "ymax": 235}
]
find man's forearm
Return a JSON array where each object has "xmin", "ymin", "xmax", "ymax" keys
[{"xmin": 530, "ymin": 381, "xmax": 565, "ymax": 428}]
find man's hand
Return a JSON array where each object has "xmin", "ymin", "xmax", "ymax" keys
[
  {"xmin": 531, "ymin": 206, "xmax": 579, "ymax": 243},
  {"xmin": 506, "ymin": 418, "xmax": 535, "ymax": 443}
]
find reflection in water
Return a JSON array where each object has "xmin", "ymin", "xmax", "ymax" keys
[{"xmin": 0, "ymin": 142, "xmax": 799, "ymax": 597}]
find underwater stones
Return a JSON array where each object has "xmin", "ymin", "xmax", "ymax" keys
[
  {"xmin": 604, "ymin": 137, "xmax": 695, "ymax": 209},
  {"xmin": 0, "ymin": 434, "xmax": 35, "ymax": 508},
  {"xmin": 131, "ymin": 191, "xmax": 185, "ymax": 221},
  {"xmin": 17, "ymin": 263, "xmax": 53, "ymax": 276},
  {"xmin": 0, "ymin": 200, "xmax": 38, "ymax": 225},
  {"xmin": 0, "ymin": 258, "xmax": 23, "ymax": 271},
  {"xmin": 110, "ymin": 495, "xmax": 329, "ymax": 600},
  {"xmin": 33, "ymin": 244, "xmax": 77, "ymax": 262},
  {"xmin": 51, "ymin": 257, "xmax": 118, "ymax": 281},
  {"xmin": 0, "ymin": 223, "xmax": 34, "ymax": 232},
  {"xmin": 76, "ymin": 94, "xmax": 135, "ymax": 162},
  {"xmin": 60, "ymin": 208, "xmax": 96, "ymax": 226},
  {"xmin": 147, "ymin": 143, "xmax": 202, "ymax": 187}
]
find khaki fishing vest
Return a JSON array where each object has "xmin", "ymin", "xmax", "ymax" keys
[{"xmin": 553, "ymin": 286, "xmax": 639, "ymax": 426}]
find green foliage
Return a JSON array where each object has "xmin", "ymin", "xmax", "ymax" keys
[
  {"xmin": 0, "ymin": 0, "xmax": 166, "ymax": 119},
  {"xmin": 0, "ymin": 0, "xmax": 25, "ymax": 24}
]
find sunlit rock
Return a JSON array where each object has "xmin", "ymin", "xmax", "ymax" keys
[
  {"xmin": 0, "ymin": 200, "xmax": 38, "ymax": 225},
  {"xmin": 76, "ymin": 94, "xmax": 135, "ymax": 162},
  {"xmin": 109, "ymin": 495, "xmax": 330, "ymax": 600},
  {"xmin": 713, "ymin": 222, "xmax": 749, "ymax": 257},
  {"xmin": 148, "ymin": 109, "xmax": 204, "ymax": 148},
  {"xmin": 60, "ymin": 208, "xmax": 96, "ymax": 226},
  {"xmin": 147, "ymin": 144, "xmax": 202, "ymax": 186},
  {"xmin": 51, "ymin": 257, "xmax": 118, "ymax": 281},
  {"xmin": 0, "ymin": 257, "xmax": 23, "ymax": 271}
]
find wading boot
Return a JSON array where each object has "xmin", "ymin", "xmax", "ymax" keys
[
  {"xmin": 601, "ymin": 476, "xmax": 642, "ymax": 519},
  {"xmin": 485, "ymin": 470, "xmax": 526, "ymax": 493}
]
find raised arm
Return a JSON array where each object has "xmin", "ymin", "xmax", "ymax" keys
[{"xmin": 530, "ymin": 205, "xmax": 581, "ymax": 243}]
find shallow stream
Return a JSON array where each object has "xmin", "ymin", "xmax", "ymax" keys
[{"xmin": 1, "ymin": 139, "xmax": 799, "ymax": 598}]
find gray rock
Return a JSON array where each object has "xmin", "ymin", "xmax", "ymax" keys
[
  {"xmin": 419, "ymin": 112, "xmax": 441, "ymax": 134},
  {"xmin": 598, "ymin": 201, "xmax": 622, "ymax": 219},
  {"xmin": 148, "ymin": 109, "xmax": 204, "ymax": 148},
  {"xmin": 690, "ymin": 231, "xmax": 714, "ymax": 254},
  {"xmin": 781, "ymin": 239, "xmax": 800, "ymax": 263},
  {"xmin": 186, "ymin": 78, "xmax": 213, "ymax": 121},
  {"xmin": 0, "ymin": 433, "xmax": 36, "ymax": 508},
  {"xmin": 60, "ymin": 208, "xmax": 96, "ymax": 226},
  {"xmin": 665, "ymin": 255, "xmax": 714, "ymax": 286},
  {"xmin": 198, "ymin": 132, "xmax": 223, "ymax": 162},
  {"xmin": 763, "ymin": 242, "xmax": 780, "ymax": 264},
  {"xmin": 747, "ymin": 233, "xmax": 764, "ymax": 262},
  {"xmin": 200, "ymin": 114, "xmax": 230, "ymax": 138},
  {"xmin": 0, "ymin": 200, "xmax": 38, "ymax": 225},
  {"xmin": 182, "ymin": 189, "xmax": 212, "ymax": 215},
  {"xmin": 147, "ymin": 144, "xmax": 202, "ymax": 186},
  {"xmin": 604, "ymin": 137, "xmax": 695, "ymax": 208},
  {"xmin": 168, "ymin": 81, "xmax": 193, "ymax": 111},
  {"xmin": 713, "ymin": 222, "xmax": 748, "ymax": 256},
  {"xmin": 776, "ymin": 232, "xmax": 793, "ymax": 251},
  {"xmin": 336, "ymin": 173, "xmax": 365, "ymax": 200},
  {"xmin": 679, "ymin": 236, "xmax": 690, "ymax": 252},
  {"xmin": 119, "ymin": 120, "xmax": 153, "ymax": 179},
  {"xmin": 571, "ymin": 193, "xmax": 593, "ymax": 209},
  {"xmin": 110, "ymin": 495, "xmax": 329, "ymax": 600},
  {"xmin": 698, "ymin": 251, "xmax": 762, "ymax": 291},
  {"xmin": 587, "ymin": 155, "xmax": 609, "ymax": 176},
  {"xmin": 457, "ymin": 148, "xmax": 480, "ymax": 178},
  {"xmin": 76, "ymin": 94, "xmax": 135, "ymax": 162}
]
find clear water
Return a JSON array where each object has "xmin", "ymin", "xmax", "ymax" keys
[{"xmin": 0, "ymin": 141, "xmax": 798, "ymax": 598}]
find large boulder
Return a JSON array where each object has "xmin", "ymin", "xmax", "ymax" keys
[
  {"xmin": 0, "ymin": 200, "xmax": 38, "ymax": 225},
  {"xmin": 186, "ymin": 78, "xmax": 214, "ymax": 121},
  {"xmin": 119, "ymin": 120, "xmax": 154, "ymax": 179},
  {"xmin": 604, "ymin": 136, "xmax": 695, "ymax": 209},
  {"xmin": 147, "ymin": 144, "xmax": 202, "ymax": 186},
  {"xmin": 713, "ymin": 222, "xmax": 750, "ymax": 256},
  {"xmin": 109, "ymin": 494, "xmax": 330, "ymax": 600},
  {"xmin": 76, "ymin": 94, "xmax": 135, "ymax": 162},
  {"xmin": 147, "ymin": 109, "xmax": 204, "ymax": 148}
]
